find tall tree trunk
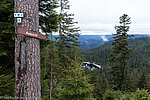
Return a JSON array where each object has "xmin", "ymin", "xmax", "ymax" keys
[
  {"xmin": 50, "ymin": 54, "xmax": 53, "ymax": 100},
  {"xmin": 14, "ymin": 0, "xmax": 41, "ymax": 100},
  {"xmin": 50, "ymin": 34, "xmax": 53, "ymax": 100}
]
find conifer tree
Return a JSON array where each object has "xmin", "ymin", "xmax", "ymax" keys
[
  {"xmin": 132, "ymin": 88, "xmax": 150, "ymax": 100},
  {"xmin": 0, "ymin": 0, "xmax": 15, "ymax": 97},
  {"xmin": 0, "ymin": 0, "xmax": 14, "ymax": 74},
  {"xmin": 41, "ymin": 39, "xmax": 61, "ymax": 100},
  {"xmin": 109, "ymin": 14, "xmax": 133, "ymax": 91},
  {"xmin": 0, "ymin": 67, "xmax": 15, "ymax": 97},
  {"xmin": 57, "ymin": 70, "xmax": 95, "ymax": 100},
  {"xmin": 0, "ymin": 0, "xmax": 59, "ymax": 98},
  {"xmin": 57, "ymin": 0, "xmax": 81, "ymax": 69},
  {"xmin": 138, "ymin": 72, "xmax": 147, "ymax": 89},
  {"xmin": 39, "ymin": 0, "xmax": 59, "ymax": 49},
  {"xmin": 39, "ymin": 0, "xmax": 60, "ymax": 99},
  {"xmin": 39, "ymin": 0, "xmax": 58, "ymax": 34},
  {"xmin": 57, "ymin": 52, "xmax": 94, "ymax": 100}
]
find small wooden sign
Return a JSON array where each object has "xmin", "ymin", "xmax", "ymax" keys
[{"xmin": 18, "ymin": 28, "xmax": 46, "ymax": 40}]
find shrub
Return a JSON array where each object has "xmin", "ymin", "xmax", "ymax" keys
[
  {"xmin": 131, "ymin": 88, "xmax": 150, "ymax": 100},
  {"xmin": 103, "ymin": 90, "xmax": 122, "ymax": 100}
]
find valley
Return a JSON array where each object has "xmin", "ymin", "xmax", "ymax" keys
[{"xmin": 82, "ymin": 36, "xmax": 150, "ymax": 72}]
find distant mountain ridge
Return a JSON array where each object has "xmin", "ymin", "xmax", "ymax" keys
[
  {"xmin": 82, "ymin": 36, "xmax": 150, "ymax": 71},
  {"xmin": 52, "ymin": 34, "xmax": 149, "ymax": 50},
  {"xmin": 78, "ymin": 34, "xmax": 148, "ymax": 50}
]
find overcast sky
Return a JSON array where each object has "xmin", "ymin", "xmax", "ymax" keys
[{"xmin": 68, "ymin": 0, "xmax": 150, "ymax": 35}]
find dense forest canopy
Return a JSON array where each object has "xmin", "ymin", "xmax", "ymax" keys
[
  {"xmin": 0, "ymin": 0, "xmax": 150, "ymax": 100},
  {"xmin": 83, "ymin": 37, "xmax": 150, "ymax": 70}
]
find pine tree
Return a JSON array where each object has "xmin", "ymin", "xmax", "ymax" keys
[
  {"xmin": 39, "ymin": 0, "xmax": 81, "ymax": 99},
  {"xmin": 109, "ymin": 14, "xmax": 133, "ymax": 91},
  {"xmin": 41, "ymin": 39, "xmax": 61, "ymax": 100},
  {"xmin": 39, "ymin": 0, "xmax": 59, "ymax": 49},
  {"xmin": 0, "ymin": 0, "xmax": 14, "ymax": 74},
  {"xmin": 0, "ymin": 0, "xmax": 15, "ymax": 97},
  {"xmin": 39, "ymin": 0, "xmax": 58, "ymax": 34},
  {"xmin": 0, "ymin": 66, "xmax": 15, "ymax": 97},
  {"xmin": 138, "ymin": 72, "xmax": 147, "ymax": 89},
  {"xmin": 57, "ymin": 52, "xmax": 94, "ymax": 100},
  {"xmin": 57, "ymin": 0, "xmax": 81, "ymax": 69},
  {"xmin": 132, "ymin": 88, "xmax": 150, "ymax": 100},
  {"xmin": 39, "ymin": 0, "xmax": 59, "ymax": 99}
]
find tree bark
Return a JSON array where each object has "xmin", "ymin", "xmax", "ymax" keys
[{"xmin": 14, "ymin": 0, "xmax": 41, "ymax": 100}]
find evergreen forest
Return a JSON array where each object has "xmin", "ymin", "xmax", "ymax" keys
[{"xmin": 1, "ymin": 0, "xmax": 150, "ymax": 100}]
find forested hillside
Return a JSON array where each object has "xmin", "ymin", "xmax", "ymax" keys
[
  {"xmin": 1, "ymin": 0, "xmax": 150, "ymax": 100},
  {"xmin": 83, "ymin": 36, "xmax": 150, "ymax": 70},
  {"xmin": 79, "ymin": 34, "xmax": 148, "ymax": 50},
  {"xmin": 52, "ymin": 34, "xmax": 148, "ymax": 50},
  {"xmin": 0, "ymin": 0, "xmax": 95, "ymax": 99}
]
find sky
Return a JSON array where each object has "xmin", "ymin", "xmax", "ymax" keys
[{"xmin": 68, "ymin": 0, "xmax": 150, "ymax": 35}]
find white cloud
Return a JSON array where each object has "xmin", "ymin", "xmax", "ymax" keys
[{"xmin": 69, "ymin": 0, "xmax": 150, "ymax": 35}]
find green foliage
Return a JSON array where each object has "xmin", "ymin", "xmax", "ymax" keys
[
  {"xmin": 40, "ymin": 41, "xmax": 60, "ymax": 100},
  {"xmin": 39, "ymin": 0, "xmax": 58, "ymax": 34},
  {"xmin": 41, "ymin": 79, "xmax": 50, "ymax": 100},
  {"xmin": 57, "ymin": 65, "xmax": 95, "ymax": 100},
  {"xmin": 103, "ymin": 90, "xmax": 136, "ymax": 100},
  {"xmin": 103, "ymin": 89, "xmax": 122, "ymax": 100},
  {"xmin": 102, "ymin": 89, "xmax": 150, "ymax": 100},
  {"xmin": 0, "ymin": 0, "xmax": 15, "ymax": 97},
  {"xmin": 40, "ymin": 0, "xmax": 82, "ymax": 99},
  {"xmin": 131, "ymin": 88, "xmax": 150, "ymax": 100},
  {"xmin": 0, "ymin": 0, "xmax": 14, "ymax": 73},
  {"xmin": 109, "ymin": 14, "xmax": 133, "ymax": 91},
  {"xmin": 3, "ymin": 0, "xmax": 150, "ymax": 99},
  {"xmin": 39, "ymin": 0, "xmax": 59, "ymax": 49},
  {"xmin": 82, "ymin": 42, "xmax": 111, "ymax": 66},
  {"xmin": 119, "ymin": 93, "xmax": 132, "ymax": 100},
  {"xmin": 146, "ymin": 75, "xmax": 150, "ymax": 91},
  {"xmin": 57, "ymin": 0, "xmax": 81, "ymax": 69},
  {"xmin": 86, "ymin": 68, "xmax": 108, "ymax": 100},
  {"xmin": 83, "ymin": 37, "xmax": 150, "ymax": 70},
  {"xmin": 0, "ymin": 0, "xmax": 82, "ymax": 99},
  {"xmin": 137, "ymin": 71, "xmax": 147, "ymax": 89},
  {"xmin": 39, "ymin": 0, "xmax": 60, "ymax": 99},
  {"xmin": 103, "ymin": 90, "xmax": 116, "ymax": 100},
  {"xmin": 0, "ymin": 67, "xmax": 15, "ymax": 97}
]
